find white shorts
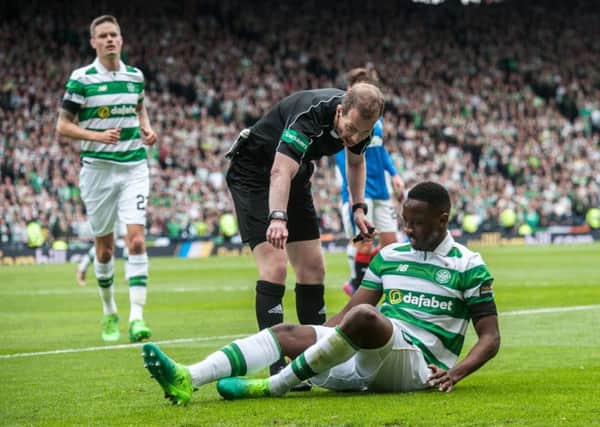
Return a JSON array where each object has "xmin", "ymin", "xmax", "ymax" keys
[
  {"xmin": 341, "ymin": 198, "xmax": 398, "ymax": 239},
  {"xmin": 309, "ymin": 321, "xmax": 431, "ymax": 393},
  {"xmin": 79, "ymin": 161, "xmax": 149, "ymax": 237}
]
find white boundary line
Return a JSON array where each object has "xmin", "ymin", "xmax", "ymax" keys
[
  {"xmin": 1, "ymin": 304, "xmax": 599, "ymax": 360},
  {"xmin": 0, "ymin": 334, "xmax": 247, "ymax": 360},
  {"xmin": 501, "ymin": 304, "xmax": 600, "ymax": 316},
  {"xmin": 0, "ymin": 285, "xmax": 251, "ymax": 296}
]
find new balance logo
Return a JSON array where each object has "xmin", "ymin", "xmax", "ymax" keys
[
  {"xmin": 318, "ymin": 305, "xmax": 327, "ymax": 315},
  {"xmin": 267, "ymin": 304, "xmax": 283, "ymax": 315},
  {"xmin": 396, "ymin": 264, "xmax": 409, "ymax": 272}
]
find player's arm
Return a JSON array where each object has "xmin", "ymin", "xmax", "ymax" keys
[
  {"xmin": 325, "ymin": 286, "xmax": 382, "ymax": 327},
  {"xmin": 56, "ymin": 108, "xmax": 120, "ymax": 144},
  {"xmin": 346, "ymin": 148, "xmax": 373, "ymax": 236},
  {"xmin": 428, "ymin": 301, "xmax": 500, "ymax": 392},
  {"xmin": 136, "ymin": 101, "xmax": 157, "ymax": 145},
  {"xmin": 327, "ymin": 251, "xmax": 384, "ymax": 326},
  {"xmin": 383, "ymin": 149, "xmax": 405, "ymax": 200},
  {"xmin": 266, "ymin": 152, "xmax": 300, "ymax": 249}
]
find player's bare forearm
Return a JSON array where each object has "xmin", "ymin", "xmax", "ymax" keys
[
  {"xmin": 137, "ymin": 102, "xmax": 152, "ymax": 130},
  {"xmin": 137, "ymin": 102, "xmax": 157, "ymax": 145},
  {"xmin": 447, "ymin": 315, "xmax": 500, "ymax": 384},
  {"xmin": 56, "ymin": 109, "xmax": 89, "ymax": 140},
  {"xmin": 56, "ymin": 109, "xmax": 120, "ymax": 144}
]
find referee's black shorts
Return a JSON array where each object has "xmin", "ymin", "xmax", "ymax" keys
[{"xmin": 226, "ymin": 157, "xmax": 320, "ymax": 249}]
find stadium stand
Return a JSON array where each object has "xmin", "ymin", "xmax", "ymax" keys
[{"xmin": 1, "ymin": 0, "xmax": 598, "ymax": 248}]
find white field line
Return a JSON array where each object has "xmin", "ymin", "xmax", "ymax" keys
[
  {"xmin": 0, "ymin": 285, "xmax": 252, "ymax": 296},
  {"xmin": 0, "ymin": 334, "xmax": 247, "ymax": 359},
  {"xmin": 501, "ymin": 304, "xmax": 600, "ymax": 316},
  {"xmin": 1, "ymin": 304, "xmax": 599, "ymax": 360}
]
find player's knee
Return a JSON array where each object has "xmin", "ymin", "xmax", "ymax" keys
[
  {"xmin": 96, "ymin": 248, "xmax": 113, "ymax": 263},
  {"xmin": 343, "ymin": 304, "xmax": 380, "ymax": 332},
  {"xmin": 128, "ymin": 236, "xmax": 146, "ymax": 254},
  {"xmin": 272, "ymin": 323, "xmax": 313, "ymax": 358},
  {"xmin": 271, "ymin": 323, "xmax": 298, "ymax": 336}
]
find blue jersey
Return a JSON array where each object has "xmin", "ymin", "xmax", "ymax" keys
[{"xmin": 336, "ymin": 117, "xmax": 398, "ymax": 203}]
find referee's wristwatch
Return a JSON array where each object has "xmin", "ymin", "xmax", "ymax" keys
[
  {"xmin": 352, "ymin": 202, "xmax": 368, "ymax": 215},
  {"xmin": 268, "ymin": 210, "xmax": 288, "ymax": 222}
]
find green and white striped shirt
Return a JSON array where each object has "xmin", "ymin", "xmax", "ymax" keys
[
  {"xmin": 361, "ymin": 232, "xmax": 494, "ymax": 370},
  {"xmin": 62, "ymin": 58, "xmax": 147, "ymax": 164}
]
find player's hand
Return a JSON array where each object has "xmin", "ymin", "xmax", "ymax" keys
[
  {"xmin": 141, "ymin": 126, "xmax": 157, "ymax": 146},
  {"xmin": 353, "ymin": 210, "xmax": 375, "ymax": 241},
  {"xmin": 427, "ymin": 364, "xmax": 455, "ymax": 392},
  {"xmin": 392, "ymin": 175, "xmax": 405, "ymax": 203},
  {"xmin": 266, "ymin": 219, "xmax": 288, "ymax": 250},
  {"xmin": 95, "ymin": 128, "xmax": 121, "ymax": 144}
]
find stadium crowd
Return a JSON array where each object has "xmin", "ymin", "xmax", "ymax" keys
[{"xmin": 1, "ymin": 0, "xmax": 599, "ymax": 247}]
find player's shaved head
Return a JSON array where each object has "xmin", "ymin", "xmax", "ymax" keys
[{"xmin": 407, "ymin": 181, "xmax": 451, "ymax": 215}]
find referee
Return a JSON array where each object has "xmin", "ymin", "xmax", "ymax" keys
[{"xmin": 226, "ymin": 83, "xmax": 384, "ymax": 376}]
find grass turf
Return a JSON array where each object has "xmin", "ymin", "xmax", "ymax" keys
[{"xmin": 1, "ymin": 243, "xmax": 599, "ymax": 426}]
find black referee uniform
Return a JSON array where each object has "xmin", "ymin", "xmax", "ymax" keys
[
  {"xmin": 226, "ymin": 88, "xmax": 372, "ymax": 378},
  {"xmin": 226, "ymin": 88, "xmax": 371, "ymax": 249}
]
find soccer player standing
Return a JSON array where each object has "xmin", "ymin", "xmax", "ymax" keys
[{"xmin": 57, "ymin": 15, "xmax": 157, "ymax": 342}]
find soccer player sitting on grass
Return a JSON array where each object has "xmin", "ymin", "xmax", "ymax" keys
[{"xmin": 142, "ymin": 181, "xmax": 500, "ymax": 405}]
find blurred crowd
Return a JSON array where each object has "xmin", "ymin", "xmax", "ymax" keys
[{"xmin": 1, "ymin": 0, "xmax": 599, "ymax": 248}]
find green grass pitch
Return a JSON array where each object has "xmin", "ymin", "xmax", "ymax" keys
[{"xmin": 1, "ymin": 244, "xmax": 599, "ymax": 426}]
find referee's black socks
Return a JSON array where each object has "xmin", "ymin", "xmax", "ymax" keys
[
  {"xmin": 255, "ymin": 280, "xmax": 285, "ymax": 330},
  {"xmin": 256, "ymin": 280, "xmax": 286, "ymax": 375},
  {"xmin": 295, "ymin": 283, "xmax": 326, "ymax": 325}
]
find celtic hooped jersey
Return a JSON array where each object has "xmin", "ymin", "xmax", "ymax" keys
[
  {"xmin": 62, "ymin": 58, "xmax": 146, "ymax": 164},
  {"xmin": 361, "ymin": 232, "xmax": 494, "ymax": 369}
]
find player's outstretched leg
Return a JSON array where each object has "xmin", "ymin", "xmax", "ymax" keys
[
  {"xmin": 142, "ymin": 343, "xmax": 193, "ymax": 405},
  {"xmin": 217, "ymin": 377, "xmax": 272, "ymax": 400}
]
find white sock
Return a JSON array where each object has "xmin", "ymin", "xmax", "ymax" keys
[
  {"xmin": 95, "ymin": 258, "xmax": 117, "ymax": 315},
  {"xmin": 126, "ymin": 253, "xmax": 148, "ymax": 322},
  {"xmin": 269, "ymin": 327, "xmax": 358, "ymax": 396},
  {"xmin": 188, "ymin": 329, "xmax": 281, "ymax": 388},
  {"xmin": 129, "ymin": 287, "xmax": 146, "ymax": 321},
  {"xmin": 346, "ymin": 244, "xmax": 357, "ymax": 279}
]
